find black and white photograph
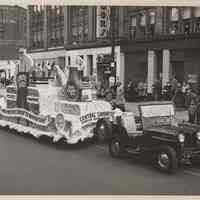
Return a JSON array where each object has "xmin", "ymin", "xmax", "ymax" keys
[{"xmin": 0, "ymin": 0, "xmax": 200, "ymax": 198}]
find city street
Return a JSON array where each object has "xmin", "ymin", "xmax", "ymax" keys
[{"xmin": 0, "ymin": 102, "xmax": 198, "ymax": 195}]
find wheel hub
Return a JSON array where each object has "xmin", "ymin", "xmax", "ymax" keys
[
  {"xmin": 158, "ymin": 153, "xmax": 170, "ymax": 169},
  {"xmin": 98, "ymin": 124, "xmax": 106, "ymax": 140}
]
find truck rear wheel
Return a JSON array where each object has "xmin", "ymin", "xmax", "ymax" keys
[
  {"xmin": 109, "ymin": 136, "xmax": 125, "ymax": 158},
  {"xmin": 95, "ymin": 118, "xmax": 112, "ymax": 143},
  {"xmin": 156, "ymin": 146, "xmax": 178, "ymax": 173}
]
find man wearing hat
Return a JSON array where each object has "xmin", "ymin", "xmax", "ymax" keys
[
  {"xmin": 18, "ymin": 48, "xmax": 34, "ymax": 73},
  {"xmin": 15, "ymin": 48, "xmax": 33, "ymax": 109}
]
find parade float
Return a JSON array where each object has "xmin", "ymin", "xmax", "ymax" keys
[{"xmin": 0, "ymin": 57, "xmax": 113, "ymax": 144}]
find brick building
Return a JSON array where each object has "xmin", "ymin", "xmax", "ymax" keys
[
  {"xmin": 27, "ymin": 6, "xmax": 200, "ymax": 93},
  {"xmin": 0, "ymin": 5, "xmax": 26, "ymax": 60}
]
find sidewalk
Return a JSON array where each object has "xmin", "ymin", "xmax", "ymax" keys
[{"xmin": 125, "ymin": 101, "xmax": 188, "ymax": 122}]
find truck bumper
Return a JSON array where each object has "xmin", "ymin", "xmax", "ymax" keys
[{"xmin": 180, "ymin": 148, "xmax": 200, "ymax": 164}]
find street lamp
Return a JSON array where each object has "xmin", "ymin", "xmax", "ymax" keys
[{"xmin": 110, "ymin": 6, "xmax": 116, "ymax": 84}]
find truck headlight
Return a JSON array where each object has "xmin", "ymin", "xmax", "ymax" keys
[
  {"xmin": 196, "ymin": 132, "xmax": 200, "ymax": 140},
  {"xmin": 55, "ymin": 113, "xmax": 65, "ymax": 131},
  {"xmin": 178, "ymin": 133, "xmax": 185, "ymax": 143}
]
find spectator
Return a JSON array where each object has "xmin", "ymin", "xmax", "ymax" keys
[
  {"xmin": 172, "ymin": 82, "xmax": 185, "ymax": 107},
  {"xmin": 188, "ymin": 100, "xmax": 197, "ymax": 124},
  {"xmin": 153, "ymin": 79, "xmax": 162, "ymax": 101},
  {"xmin": 171, "ymin": 76, "xmax": 178, "ymax": 97},
  {"xmin": 163, "ymin": 82, "xmax": 172, "ymax": 100},
  {"xmin": 182, "ymin": 81, "xmax": 189, "ymax": 94},
  {"xmin": 196, "ymin": 97, "xmax": 200, "ymax": 125},
  {"xmin": 112, "ymin": 82, "xmax": 126, "ymax": 112},
  {"xmin": 137, "ymin": 81, "xmax": 145, "ymax": 101}
]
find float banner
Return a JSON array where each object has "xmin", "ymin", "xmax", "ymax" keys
[
  {"xmin": 80, "ymin": 111, "xmax": 112, "ymax": 125},
  {"xmin": 55, "ymin": 102, "xmax": 81, "ymax": 116},
  {"xmin": 0, "ymin": 108, "xmax": 49, "ymax": 125}
]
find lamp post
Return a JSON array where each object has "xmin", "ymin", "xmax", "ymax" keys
[{"xmin": 110, "ymin": 6, "xmax": 116, "ymax": 84}]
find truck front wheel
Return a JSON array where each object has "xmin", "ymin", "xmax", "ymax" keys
[{"xmin": 156, "ymin": 146, "xmax": 178, "ymax": 173}]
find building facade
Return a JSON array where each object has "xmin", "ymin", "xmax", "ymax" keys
[
  {"xmin": 27, "ymin": 6, "xmax": 200, "ymax": 93},
  {"xmin": 0, "ymin": 5, "xmax": 26, "ymax": 60}
]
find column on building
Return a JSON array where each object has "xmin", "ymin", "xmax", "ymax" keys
[
  {"xmin": 83, "ymin": 55, "xmax": 87, "ymax": 77},
  {"xmin": 162, "ymin": 49, "xmax": 171, "ymax": 88},
  {"xmin": 147, "ymin": 50, "xmax": 157, "ymax": 94},
  {"xmin": 64, "ymin": 6, "xmax": 71, "ymax": 47},
  {"xmin": 27, "ymin": 6, "xmax": 31, "ymax": 50},
  {"xmin": 115, "ymin": 47, "xmax": 122, "ymax": 83},
  {"xmin": 88, "ymin": 7, "xmax": 95, "ymax": 41},
  {"xmin": 119, "ymin": 52, "xmax": 125, "ymax": 88},
  {"xmin": 43, "ymin": 6, "xmax": 48, "ymax": 50},
  {"xmin": 92, "ymin": 54, "xmax": 97, "ymax": 82}
]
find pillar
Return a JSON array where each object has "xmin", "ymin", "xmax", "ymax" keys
[
  {"xmin": 43, "ymin": 6, "xmax": 48, "ymax": 50},
  {"xmin": 92, "ymin": 54, "xmax": 98, "ymax": 82},
  {"xmin": 64, "ymin": 6, "xmax": 71, "ymax": 47},
  {"xmin": 27, "ymin": 6, "xmax": 31, "ymax": 50},
  {"xmin": 83, "ymin": 55, "xmax": 87, "ymax": 77},
  {"xmin": 88, "ymin": 7, "xmax": 95, "ymax": 41},
  {"xmin": 147, "ymin": 50, "xmax": 157, "ymax": 94},
  {"xmin": 162, "ymin": 49, "xmax": 171, "ymax": 88},
  {"xmin": 119, "ymin": 52, "xmax": 125, "ymax": 88}
]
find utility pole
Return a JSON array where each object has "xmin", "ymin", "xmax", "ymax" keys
[{"xmin": 110, "ymin": 6, "xmax": 116, "ymax": 83}]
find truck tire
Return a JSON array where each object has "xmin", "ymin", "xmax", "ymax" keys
[
  {"xmin": 109, "ymin": 136, "xmax": 125, "ymax": 158},
  {"xmin": 95, "ymin": 118, "xmax": 112, "ymax": 143},
  {"xmin": 156, "ymin": 146, "xmax": 178, "ymax": 173}
]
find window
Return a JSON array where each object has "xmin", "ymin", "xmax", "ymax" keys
[
  {"xmin": 131, "ymin": 16, "xmax": 136, "ymax": 27},
  {"xmin": 170, "ymin": 8, "xmax": 179, "ymax": 21},
  {"xmin": 194, "ymin": 7, "xmax": 200, "ymax": 18},
  {"xmin": 129, "ymin": 16, "xmax": 136, "ymax": 39},
  {"xmin": 182, "ymin": 7, "xmax": 191, "ymax": 19},
  {"xmin": 47, "ymin": 5, "xmax": 64, "ymax": 47},
  {"xmin": 140, "ymin": 13, "xmax": 146, "ymax": 26},
  {"xmin": 149, "ymin": 11, "xmax": 156, "ymax": 24},
  {"xmin": 71, "ymin": 6, "xmax": 89, "ymax": 43}
]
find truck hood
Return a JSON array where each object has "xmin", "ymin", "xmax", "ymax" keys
[{"xmin": 145, "ymin": 125, "xmax": 179, "ymax": 136}]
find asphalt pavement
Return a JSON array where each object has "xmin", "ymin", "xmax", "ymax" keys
[
  {"xmin": 0, "ymin": 126, "xmax": 199, "ymax": 195},
  {"xmin": 0, "ymin": 91, "xmax": 195, "ymax": 195}
]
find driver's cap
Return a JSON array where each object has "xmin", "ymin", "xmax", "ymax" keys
[{"xmin": 19, "ymin": 48, "xmax": 26, "ymax": 54}]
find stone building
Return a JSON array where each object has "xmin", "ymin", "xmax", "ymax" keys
[
  {"xmin": 0, "ymin": 5, "xmax": 26, "ymax": 60},
  {"xmin": 27, "ymin": 6, "xmax": 200, "ymax": 93}
]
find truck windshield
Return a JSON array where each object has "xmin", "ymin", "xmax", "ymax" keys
[{"xmin": 140, "ymin": 104, "xmax": 175, "ymax": 118}]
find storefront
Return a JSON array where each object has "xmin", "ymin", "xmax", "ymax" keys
[
  {"xmin": 65, "ymin": 45, "xmax": 124, "ymax": 86},
  {"xmin": 29, "ymin": 48, "xmax": 66, "ymax": 70},
  {"xmin": 121, "ymin": 35, "xmax": 200, "ymax": 94}
]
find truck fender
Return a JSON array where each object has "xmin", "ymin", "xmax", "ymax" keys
[{"xmin": 111, "ymin": 124, "xmax": 129, "ymax": 145}]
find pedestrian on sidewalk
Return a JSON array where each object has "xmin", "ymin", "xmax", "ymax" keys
[
  {"xmin": 188, "ymin": 99, "xmax": 197, "ymax": 124},
  {"xmin": 196, "ymin": 96, "xmax": 200, "ymax": 125},
  {"xmin": 110, "ymin": 82, "xmax": 126, "ymax": 112}
]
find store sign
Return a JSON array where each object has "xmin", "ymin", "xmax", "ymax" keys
[{"xmin": 96, "ymin": 6, "xmax": 110, "ymax": 38}]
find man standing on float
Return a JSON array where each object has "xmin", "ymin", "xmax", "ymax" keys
[{"xmin": 16, "ymin": 48, "xmax": 34, "ymax": 109}]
